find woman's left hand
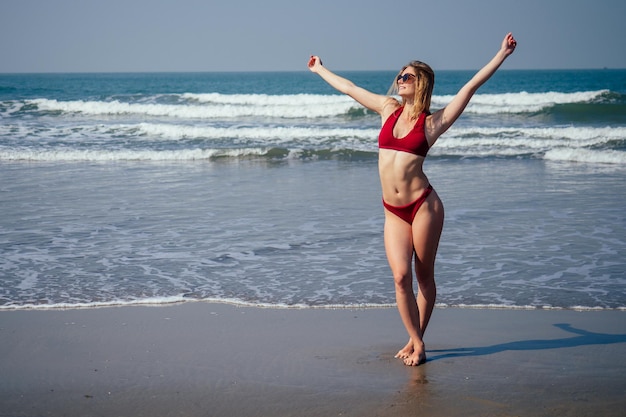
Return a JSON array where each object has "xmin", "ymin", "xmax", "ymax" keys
[{"xmin": 307, "ymin": 55, "xmax": 323, "ymax": 73}]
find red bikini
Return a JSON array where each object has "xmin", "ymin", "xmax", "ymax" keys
[
  {"xmin": 383, "ymin": 185, "xmax": 433, "ymax": 225},
  {"xmin": 379, "ymin": 107, "xmax": 430, "ymax": 157},
  {"xmin": 379, "ymin": 107, "xmax": 433, "ymax": 225}
]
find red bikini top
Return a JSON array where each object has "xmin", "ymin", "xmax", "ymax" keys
[{"xmin": 378, "ymin": 107, "xmax": 430, "ymax": 157}]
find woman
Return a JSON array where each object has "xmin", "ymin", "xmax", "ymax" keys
[{"xmin": 308, "ymin": 33, "xmax": 517, "ymax": 366}]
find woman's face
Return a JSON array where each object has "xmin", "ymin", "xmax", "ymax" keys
[{"xmin": 396, "ymin": 68, "xmax": 417, "ymax": 97}]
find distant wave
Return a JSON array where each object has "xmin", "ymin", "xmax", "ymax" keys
[
  {"xmin": 2, "ymin": 122, "xmax": 622, "ymax": 143},
  {"xmin": 434, "ymin": 90, "xmax": 617, "ymax": 114},
  {"xmin": 0, "ymin": 121, "xmax": 378, "ymax": 141},
  {"xmin": 0, "ymin": 147, "xmax": 274, "ymax": 162},
  {"xmin": 3, "ymin": 146, "xmax": 624, "ymax": 165},
  {"xmin": 1, "ymin": 90, "xmax": 624, "ymax": 165},
  {"xmin": 543, "ymin": 148, "xmax": 626, "ymax": 164},
  {"xmin": 4, "ymin": 90, "xmax": 616, "ymax": 119},
  {"xmin": 23, "ymin": 95, "xmax": 357, "ymax": 119},
  {"xmin": 1, "ymin": 122, "xmax": 624, "ymax": 164},
  {"xmin": 438, "ymin": 125, "xmax": 626, "ymax": 163}
]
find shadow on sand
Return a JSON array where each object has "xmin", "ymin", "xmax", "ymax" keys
[{"xmin": 427, "ymin": 323, "xmax": 626, "ymax": 361}]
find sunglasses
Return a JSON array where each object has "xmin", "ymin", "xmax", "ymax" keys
[{"xmin": 396, "ymin": 73, "xmax": 417, "ymax": 83}]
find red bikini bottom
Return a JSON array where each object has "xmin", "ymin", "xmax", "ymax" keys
[{"xmin": 383, "ymin": 185, "xmax": 433, "ymax": 225}]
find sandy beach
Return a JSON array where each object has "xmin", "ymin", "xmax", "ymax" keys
[{"xmin": 1, "ymin": 303, "xmax": 624, "ymax": 417}]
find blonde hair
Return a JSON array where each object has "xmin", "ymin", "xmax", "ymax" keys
[{"xmin": 387, "ymin": 61, "xmax": 435, "ymax": 120}]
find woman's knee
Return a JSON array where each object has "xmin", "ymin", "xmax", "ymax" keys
[
  {"xmin": 415, "ymin": 263, "xmax": 436, "ymax": 287},
  {"xmin": 393, "ymin": 270, "xmax": 413, "ymax": 292}
]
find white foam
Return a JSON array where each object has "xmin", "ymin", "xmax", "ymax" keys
[
  {"xmin": 447, "ymin": 126, "xmax": 626, "ymax": 142},
  {"xmin": 425, "ymin": 125, "xmax": 626, "ymax": 163},
  {"xmin": 134, "ymin": 123, "xmax": 379, "ymax": 141},
  {"xmin": 0, "ymin": 295, "xmax": 189, "ymax": 311},
  {"xmin": 0, "ymin": 147, "xmax": 271, "ymax": 162},
  {"xmin": 2, "ymin": 122, "xmax": 623, "ymax": 163},
  {"xmin": 544, "ymin": 148, "xmax": 626, "ymax": 164},
  {"xmin": 433, "ymin": 90, "xmax": 608, "ymax": 114},
  {"xmin": 23, "ymin": 90, "xmax": 610, "ymax": 120},
  {"xmin": 6, "ymin": 294, "xmax": 618, "ymax": 312},
  {"xmin": 181, "ymin": 92, "xmax": 351, "ymax": 106},
  {"xmin": 28, "ymin": 96, "xmax": 358, "ymax": 119}
]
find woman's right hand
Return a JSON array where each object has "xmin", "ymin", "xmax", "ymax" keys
[
  {"xmin": 306, "ymin": 54, "xmax": 392, "ymax": 118},
  {"xmin": 501, "ymin": 33, "xmax": 517, "ymax": 58}
]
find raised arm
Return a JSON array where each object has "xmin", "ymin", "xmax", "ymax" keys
[
  {"xmin": 307, "ymin": 56, "xmax": 396, "ymax": 116},
  {"xmin": 427, "ymin": 33, "xmax": 517, "ymax": 140}
]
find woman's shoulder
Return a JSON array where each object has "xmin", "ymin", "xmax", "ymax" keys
[{"xmin": 381, "ymin": 98, "xmax": 402, "ymax": 120}]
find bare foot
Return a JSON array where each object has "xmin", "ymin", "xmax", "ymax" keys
[
  {"xmin": 403, "ymin": 350, "xmax": 426, "ymax": 366},
  {"xmin": 395, "ymin": 339, "xmax": 414, "ymax": 359}
]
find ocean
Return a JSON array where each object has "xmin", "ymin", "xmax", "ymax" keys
[{"xmin": 1, "ymin": 69, "xmax": 625, "ymax": 311}]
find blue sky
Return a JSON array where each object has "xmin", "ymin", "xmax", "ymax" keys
[{"xmin": 1, "ymin": 0, "xmax": 625, "ymax": 72}]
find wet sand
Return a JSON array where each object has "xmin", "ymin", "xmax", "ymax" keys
[{"xmin": 1, "ymin": 303, "xmax": 625, "ymax": 416}]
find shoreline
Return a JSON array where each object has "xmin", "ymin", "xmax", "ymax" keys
[
  {"xmin": 3, "ymin": 298, "xmax": 625, "ymax": 312},
  {"xmin": 1, "ymin": 302, "xmax": 625, "ymax": 416}
]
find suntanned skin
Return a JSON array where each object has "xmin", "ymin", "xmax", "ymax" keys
[{"xmin": 308, "ymin": 33, "xmax": 517, "ymax": 366}]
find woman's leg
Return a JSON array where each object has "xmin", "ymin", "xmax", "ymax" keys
[
  {"xmin": 412, "ymin": 191, "xmax": 444, "ymax": 336},
  {"xmin": 383, "ymin": 211, "xmax": 426, "ymax": 365}
]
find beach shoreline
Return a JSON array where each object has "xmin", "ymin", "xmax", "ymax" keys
[{"xmin": 1, "ymin": 302, "xmax": 624, "ymax": 416}]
